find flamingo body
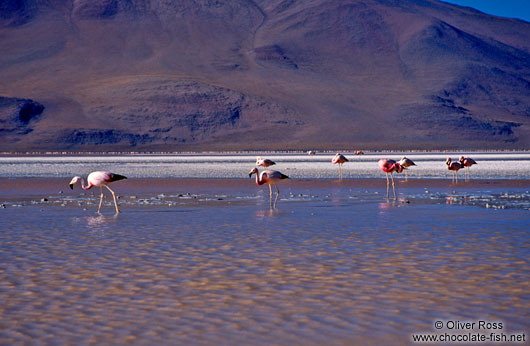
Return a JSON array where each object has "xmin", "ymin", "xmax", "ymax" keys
[
  {"xmin": 82, "ymin": 171, "xmax": 127, "ymax": 190},
  {"xmin": 399, "ymin": 157, "xmax": 416, "ymax": 168},
  {"xmin": 378, "ymin": 159, "xmax": 403, "ymax": 173},
  {"xmin": 331, "ymin": 153, "xmax": 349, "ymax": 164},
  {"xmin": 446, "ymin": 158, "xmax": 462, "ymax": 171},
  {"xmin": 249, "ymin": 167, "xmax": 289, "ymax": 208},
  {"xmin": 69, "ymin": 171, "xmax": 127, "ymax": 214},
  {"xmin": 256, "ymin": 157, "xmax": 276, "ymax": 168}
]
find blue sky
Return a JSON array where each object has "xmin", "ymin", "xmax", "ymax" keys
[{"xmin": 442, "ymin": 0, "xmax": 530, "ymax": 22}]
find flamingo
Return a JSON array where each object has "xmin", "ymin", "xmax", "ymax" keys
[
  {"xmin": 459, "ymin": 156, "xmax": 477, "ymax": 180},
  {"xmin": 249, "ymin": 167, "xmax": 289, "ymax": 208},
  {"xmin": 378, "ymin": 159, "xmax": 403, "ymax": 200},
  {"xmin": 355, "ymin": 150, "xmax": 364, "ymax": 155},
  {"xmin": 445, "ymin": 158, "xmax": 462, "ymax": 183},
  {"xmin": 399, "ymin": 156, "xmax": 416, "ymax": 181},
  {"xmin": 256, "ymin": 157, "xmax": 276, "ymax": 168},
  {"xmin": 69, "ymin": 171, "xmax": 127, "ymax": 214},
  {"xmin": 307, "ymin": 150, "xmax": 315, "ymax": 156},
  {"xmin": 332, "ymin": 153, "xmax": 349, "ymax": 179}
]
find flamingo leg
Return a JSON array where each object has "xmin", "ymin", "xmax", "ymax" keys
[
  {"xmin": 405, "ymin": 169, "xmax": 408, "ymax": 182},
  {"xmin": 390, "ymin": 172, "xmax": 396, "ymax": 200},
  {"xmin": 268, "ymin": 184, "xmax": 273, "ymax": 208},
  {"xmin": 97, "ymin": 186, "xmax": 104, "ymax": 214},
  {"xmin": 385, "ymin": 173, "xmax": 390, "ymax": 200},
  {"xmin": 274, "ymin": 184, "xmax": 280, "ymax": 208},
  {"xmin": 104, "ymin": 184, "xmax": 120, "ymax": 214},
  {"xmin": 455, "ymin": 171, "xmax": 458, "ymax": 184},
  {"xmin": 339, "ymin": 163, "xmax": 342, "ymax": 179}
]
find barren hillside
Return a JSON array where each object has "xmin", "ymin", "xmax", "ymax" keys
[{"xmin": 1, "ymin": 0, "xmax": 529, "ymax": 151}]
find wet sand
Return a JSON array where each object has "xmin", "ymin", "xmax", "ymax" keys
[{"xmin": 0, "ymin": 178, "xmax": 529, "ymax": 345}]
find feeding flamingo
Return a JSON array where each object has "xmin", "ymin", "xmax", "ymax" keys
[
  {"xmin": 459, "ymin": 156, "xmax": 477, "ymax": 180},
  {"xmin": 378, "ymin": 159, "xmax": 403, "ymax": 200},
  {"xmin": 332, "ymin": 153, "xmax": 349, "ymax": 179},
  {"xmin": 399, "ymin": 156, "xmax": 416, "ymax": 181},
  {"xmin": 249, "ymin": 167, "xmax": 289, "ymax": 208},
  {"xmin": 69, "ymin": 171, "xmax": 127, "ymax": 214},
  {"xmin": 256, "ymin": 157, "xmax": 276, "ymax": 168},
  {"xmin": 445, "ymin": 158, "xmax": 462, "ymax": 183}
]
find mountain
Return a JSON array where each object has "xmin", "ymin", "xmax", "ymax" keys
[{"xmin": 1, "ymin": 0, "xmax": 529, "ymax": 151}]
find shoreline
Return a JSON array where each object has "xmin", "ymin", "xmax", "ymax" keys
[{"xmin": 2, "ymin": 177, "xmax": 529, "ymax": 211}]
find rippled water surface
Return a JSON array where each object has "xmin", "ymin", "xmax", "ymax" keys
[
  {"xmin": 1, "ymin": 153, "xmax": 529, "ymax": 344},
  {"xmin": 1, "ymin": 152, "xmax": 530, "ymax": 179},
  {"xmin": 1, "ymin": 176, "xmax": 529, "ymax": 344}
]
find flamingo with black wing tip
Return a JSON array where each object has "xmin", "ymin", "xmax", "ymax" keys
[
  {"xmin": 256, "ymin": 157, "xmax": 276, "ymax": 169},
  {"xmin": 249, "ymin": 167, "xmax": 289, "ymax": 208},
  {"xmin": 445, "ymin": 158, "xmax": 462, "ymax": 183},
  {"xmin": 332, "ymin": 153, "xmax": 349, "ymax": 179},
  {"xmin": 378, "ymin": 159, "xmax": 403, "ymax": 200},
  {"xmin": 459, "ymin": 156, "xmax": 477, "ymax": 180},
  {"xmin": 399, "ymin": 156, "xmax": 416, "ymax": 181},
  {"xmin": 69, "ymin": 171, "xmax": 127, "ymax": 214}
]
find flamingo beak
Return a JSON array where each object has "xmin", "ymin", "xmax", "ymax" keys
[
  {"xmin": 249, "ymin": 173, "xmax": 252, "ymax": 178},
  {"xmin": 69, "ymin": 183, "xmax": 74, "ymax": 190}
]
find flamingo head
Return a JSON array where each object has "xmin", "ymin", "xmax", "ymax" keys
[
  {"xmin": 248, "ymin": 167, "xmax": 259, "ymax": 178},
  {"xmin": 69, "ymin": 176, "xmax": 81, "ymax": 189},
  {"xmin": 395, "ymin": 163, "xmax": 404, "ymax": 173},
  {"xmin": 459, "ymin": 156, "xmax": 465, "ymax": 162},
  {"xmin": 445, "ymin": 157, "xmax": 452, "ymax": 165}
]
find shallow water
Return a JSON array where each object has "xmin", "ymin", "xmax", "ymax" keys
[
  {"xmin": 0, "ymin": 179, "xmax": 529, "ymax": 345},
  {"xmin": 1, "ymin": 152, "xmax": 530, "ymax": 179}
]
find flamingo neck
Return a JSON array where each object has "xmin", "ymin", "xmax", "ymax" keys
[
  {"xmin": 255, "ymin": 172, "xmax": 266, "ymax": 185},
  {"xmin": 81, "ymin": 178, "xmax": 93, "ymax": 190}
]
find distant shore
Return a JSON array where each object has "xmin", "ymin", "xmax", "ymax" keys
[{"xmin": 1, "ymin": 149, "xmax": 529, "ymax": 157}]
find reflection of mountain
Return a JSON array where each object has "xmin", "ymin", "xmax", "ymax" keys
[{"xmin": 1, "ymin": 0, "xmax": 529, "ymax": 150}]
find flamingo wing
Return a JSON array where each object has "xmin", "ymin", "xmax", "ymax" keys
[
  {"xmin": 261, "ymin": 170, "xmax": 289, "ymax": 183},
  {"xmin": 88, "ymin": 171, "xmax": 127, "ymax": 186}
]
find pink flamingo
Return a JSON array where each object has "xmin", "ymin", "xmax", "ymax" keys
[
  {"xmin": 69, "ymin": 171, "xmax": 127, "ymax": 214},
  {"xmin": 332, "ymin": 153, "xmax": 349, "ymax": 179},
  {"xmin": 459, "ymin": 156, "xmax": 477, "ymax": 180},
  {"xmin": 399, "ymin": 156, "xmax": 416, "ymax": 181},
  {"xmin": 355, "ymin": 150, "xmax": 364, "ymax": 155},
  {"xmin": 445, "ymin": 158, "xmax": 462, "ymax": 183},
  {"xmin": 249, "ymin": 167, "xmax": 289, "ymax": 208},
  {"xmin": 378, "ymin": 159, "xmax": 403, "ymax": 200},
  {"xmin": 256, "ymin": 157, "xmax": 276, "ymax": 168}
]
